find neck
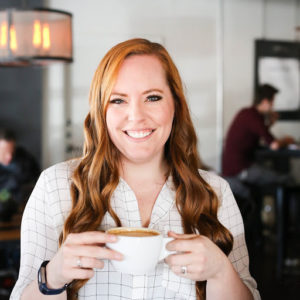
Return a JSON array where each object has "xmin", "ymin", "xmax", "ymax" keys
[{"xmin": 119, "ymin": 155, "xmax": 168, "ymax": 186}]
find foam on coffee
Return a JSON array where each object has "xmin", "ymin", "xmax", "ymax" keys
[{"xmin": 108, "ymin": 228, "xmax": 159, "ymax": 237}]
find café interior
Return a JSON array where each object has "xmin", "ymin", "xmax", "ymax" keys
[{"xmin": 0, "ymin": 0, "xmax": 300, "ymax": 299}]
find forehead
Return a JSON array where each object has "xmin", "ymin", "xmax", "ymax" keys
[
  {"xmin": 113, "ymin": 55, "xmax": 168, "ymax": 91},
  {"xmin": 0, "ymin": 139, "xmax": 15, "ymax": 149}
]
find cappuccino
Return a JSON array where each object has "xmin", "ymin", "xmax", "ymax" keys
[
  {"xmin": 109, "ymin": 228, "xmax": 159, "ymax": 237},
  {"xmin": 106, "ymin": 227, "xmax": 173, "ymax": 274}
]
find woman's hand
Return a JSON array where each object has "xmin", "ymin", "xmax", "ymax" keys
[
  {"xmin": 165, "ymin": 231, "xmax": 229, "ymax": 282},
  {"xmin": 45, "ymin": 231, "xmax": 123, "ymax": 289}
]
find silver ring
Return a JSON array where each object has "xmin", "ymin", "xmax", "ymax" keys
[
  {"xmin": 76, "ymin": 257, "xmax": 83, "ymax": 268},
  {"xmin": 181, "ymin": 265, "xmax": 187, "ymax": 275}
]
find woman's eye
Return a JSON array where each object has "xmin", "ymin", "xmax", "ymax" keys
[
  {"xmin": 147, "ymin": 95, "xmax": 162, "ymax": 102},
  {"xmin": 110, "ymin": 98, "xmax": 124, "ymax": 104}
]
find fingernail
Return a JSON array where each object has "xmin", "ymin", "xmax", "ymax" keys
[
  {"xmin": 115, "ymin": 253, "xmax": 123, "ymax": 260},
  {"xmin": 108, "ymin": 234, "xmax": 117, "ymax": 242},
  {"xmin": 166, "ymin": 244, "xmax": 172, "ymax": 251}
]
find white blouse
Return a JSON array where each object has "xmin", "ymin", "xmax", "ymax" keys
[{"xmin": 10, "ymin": 159, "xmax": 260, "ymax": 300}]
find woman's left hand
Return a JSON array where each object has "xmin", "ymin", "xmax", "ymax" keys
[{"xmin": 165, "ymin": 231, "xmax": 229, "ymax": 282}]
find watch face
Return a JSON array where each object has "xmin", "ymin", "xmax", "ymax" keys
[{"xmin": 39, "ymin": 264, "xmax": 47, "ymax": 284}]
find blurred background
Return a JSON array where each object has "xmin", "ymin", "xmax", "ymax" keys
[{"xmin": 0, "ymin": 0, "xmax": 300, "ymax": 299}]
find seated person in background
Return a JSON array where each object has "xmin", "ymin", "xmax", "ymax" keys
[
  {"xmin": 222, "ymin": 84, "xmax": 295, "ymax": 200},
  {"xmin": 11, "ymin": 39, "xmax": 259, "ymax": 300},
  {"xmin": 0, "ymin": 128, "xmax": 40, "ymax": 204}
]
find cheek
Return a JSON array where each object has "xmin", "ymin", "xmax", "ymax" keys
[
  {"xmin": 106, "ymin": 109, "xmax": 120, "ymax": 131},
  {"xmin": 106, "ymin": 110, "xmax": 119, "ymax": 143},
  {"xmin": 159, "ymin": 106, "xmax": 174, "ymax": 129}
]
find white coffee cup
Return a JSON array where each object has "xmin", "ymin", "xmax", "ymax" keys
[{"xmin": 106, "ymin": 227, "xmax": 173, "ymax": 275}]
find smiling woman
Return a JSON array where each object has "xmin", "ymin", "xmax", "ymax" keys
[
  {"xmin": 106, "ymin": 55, "xmax": 175, "ymax": 166},
  {"xmin": 11, "ymin": 38, "xmax": 260, "ymax": 300}
]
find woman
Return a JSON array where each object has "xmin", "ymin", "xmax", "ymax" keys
[{"xmin": 11, "ymin": 38, "xmax": 260, "ymax": 300}]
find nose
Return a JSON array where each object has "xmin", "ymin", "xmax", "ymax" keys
[{"xmin": 128, "ymin": 100, "xmax": 146, "ymax": 122}]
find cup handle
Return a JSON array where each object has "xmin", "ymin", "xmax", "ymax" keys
[{"xmin": 159, "ymin": 237, "xmax": 175, "ymax": 260}]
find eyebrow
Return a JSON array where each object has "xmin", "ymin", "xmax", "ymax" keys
[{"xmin": 110, "ymin": 89, "xmax": 164, "ymax": 97}]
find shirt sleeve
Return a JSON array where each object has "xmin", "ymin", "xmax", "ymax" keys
[
  {"xmin": 217, "ymin": 177, "xmax": 261, "ymax": 300},
  {"xmin": 10, "ymin": 171, "xmax": 59, "ymax": 300}
]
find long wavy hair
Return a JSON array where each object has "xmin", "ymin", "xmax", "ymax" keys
[{"xmin": 59, "ymin": 38, "xmax": 233, "ymax": 299}]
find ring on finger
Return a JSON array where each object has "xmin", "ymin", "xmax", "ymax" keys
[
  {"xmin": 181, "ymin": 265, "xmax": 188, "ymax": 275},
  {"xmin": 76, "ymin": 257, "xmax": 83, "ymax": 268}
]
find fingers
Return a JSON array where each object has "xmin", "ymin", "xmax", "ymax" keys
[
  {"xmin": 66, "ymin": 267, "xmax": 95, "ymax": 281},
  {"xmin": 165, "ymin": 233, "xmax": 227, "ymax": 281},
  {"xmin": 66, "ymin": 231, "xmax": 118, "ymax": 245},
  {"xmin": 168, "ymin": 231, "xmax": 197, "ymax": 239},
  {"xmin": 69, "ymin": 256, "xmax": 104, "ymax": 270},
  {"xmin": 168, "ymin": 265, "xmax": 200, "ymax": 281},
  {"xmin": 63, "ymin": 244, "xmax": 123, "ymax": 261},
  {"xmin": 166, "ymin": 235, "xmax": 205, "ymax": 252},
  {"xmin": 165, "ymin": 232, "xmax": 208, "ymax": 280},
  {"xmin": 58, "ymin": 253, "xmax": 107, "ymax": 284},
  {"xmin": 59, "ymin": 231, "xmax": 123, "ymax": 281},
  {"xmin": 47, "ymin": 232, "xmax": 121, "ymax": 287},
  {"xmin": 165, "ymin": 252, "xmax": 199, "ymax": 266},
  {"xmin": 165, "ymin": 252, "xmax": 207, "ymax": 280}
]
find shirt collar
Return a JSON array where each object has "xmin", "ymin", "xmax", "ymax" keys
[{"xmin": 112, "ymin": 176, "xmax": 175, "ymax": 228}]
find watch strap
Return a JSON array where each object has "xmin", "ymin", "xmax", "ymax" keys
[{"xmin": 38, "ymin": 260, "xmax": 71, "ymax": 295}]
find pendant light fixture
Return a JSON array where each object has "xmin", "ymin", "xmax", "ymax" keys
[{"xmin": 0, "ymin": 8, "xmax": 73, "ymax": 66}]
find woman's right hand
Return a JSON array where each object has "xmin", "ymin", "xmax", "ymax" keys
[{"xmin": 45, "ymin": 231, "xmax": 123, "ymax": 289}]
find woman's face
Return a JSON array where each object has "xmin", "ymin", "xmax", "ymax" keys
[{"xmin": 106, "ymin": 54, "xmax": 175, "ymax": 165}]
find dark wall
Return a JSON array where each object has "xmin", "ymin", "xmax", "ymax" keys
[
  {"xmin": 0, "ymin": 0, "xmax": 46, "ymax": 164},
  {"xmin": 0, "ymin": 68, "xmax": 42, "ymax": 163},
  {"xmin": 0, "ymin": 0, "xmax": 44, "ymax": 9}
]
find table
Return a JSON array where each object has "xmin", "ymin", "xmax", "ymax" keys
[
  {"xmin": 256, "ymin": 147, "xmax": 300, "ymax": 158},
  {"xmin": 274, "ymin": 185, "xmax": 300, "ymax": 278},
  {"xmin": 0, "ymin": 209, "xmax": 22, "ymax": 296},
  {"xmin": 255, "ymin": 147, "xmax": 300, "ymax": 279},
  {"xmin": 255, "ymin": 147, "xmax": 300, "ymax": 172},
  {"xmin": 0, "ymin": 216, "xmax": 21, "ymax": 241},
  {"xmin": 0, "ymin": 207, "xmax": 22, "ymax": 267}
]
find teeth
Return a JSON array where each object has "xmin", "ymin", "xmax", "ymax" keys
[{"xmin": 126, "ymin": 130, "xmax": 152, "ymax": 138}]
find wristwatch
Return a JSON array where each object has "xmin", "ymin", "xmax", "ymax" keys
[{"xmin": 38, "ymin": 260, "xmax": 71, "ymax": 295}]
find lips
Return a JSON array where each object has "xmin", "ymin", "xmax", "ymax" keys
[{"xmin": 124, "ymin": 129, "xmax": 154, "ymax": 139}]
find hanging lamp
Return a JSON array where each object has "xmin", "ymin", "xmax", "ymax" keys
[{"xmin": 0, "ymin": 8, "xmax": 73, "ymax": 66}]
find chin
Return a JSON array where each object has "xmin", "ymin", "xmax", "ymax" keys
[
  {"xmin": 123, "ymin": 152, "xmax": 156, "ymax": 164},
  {"xmin": 127, "ymin": 156, "xmax": 152, "ymax": 164}
]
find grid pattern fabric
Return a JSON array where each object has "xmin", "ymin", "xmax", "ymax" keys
[{"xmin": 10, "ymin": 160, "xmax": 260, "ymax": 299}]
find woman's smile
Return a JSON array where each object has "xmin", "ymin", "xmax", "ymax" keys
[{"xmin": 124, "ymin": 129, "xmax": 155, "ymax": 139}]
